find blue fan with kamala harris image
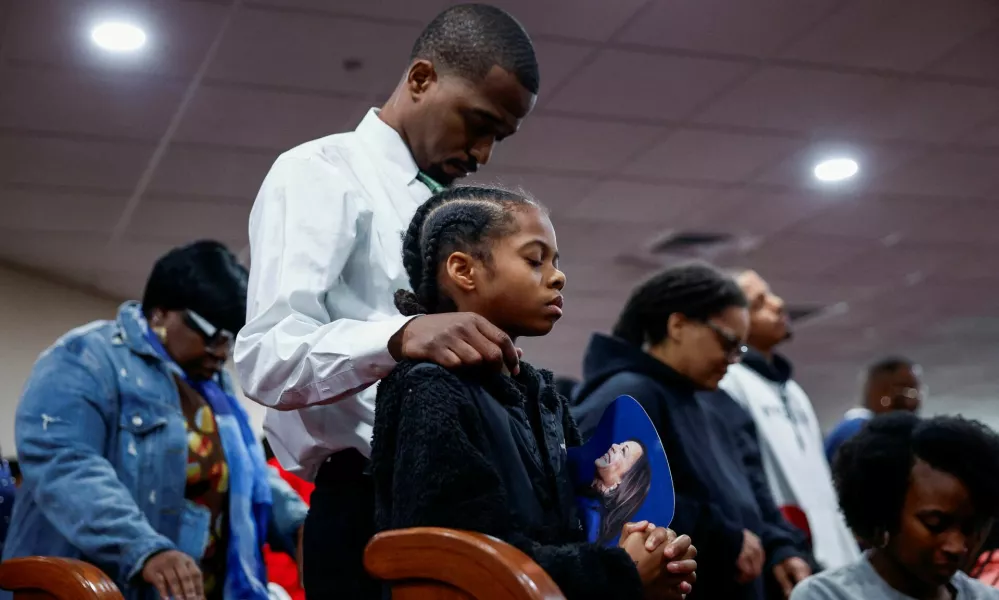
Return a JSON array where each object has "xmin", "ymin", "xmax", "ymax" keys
[{"xmin": 568, "ymin": 395, "xmax": 675, "ymax": 547}]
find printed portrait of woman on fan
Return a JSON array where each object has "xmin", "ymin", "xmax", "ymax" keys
[
  {"xmin": 577, "ymin": 439, "xmax": 653, "ymax": 546},
  {"xmin": 2, "ymin": 241, "xmax": 307, "ymax": 600},
  {"xmin": 370, "ymin": 186, "xmax": 698, "ymax": 600}
]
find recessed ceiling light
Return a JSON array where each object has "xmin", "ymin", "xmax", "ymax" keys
[
  {"xmin": 813, "ymin": 158, "xmax": 859, "ymax": 182},
  {"xmin": 91, "ymin": 21, "xmax": 147, "ymax": 52}
]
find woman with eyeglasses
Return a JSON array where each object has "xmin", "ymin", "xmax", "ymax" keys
[
  {"xmin": 2, "ymin": 241, "xmax": 307, "ymax": 600},
  {"xmin": 572, "ymin": 262, "xmax": 811, "ymax": 600}
]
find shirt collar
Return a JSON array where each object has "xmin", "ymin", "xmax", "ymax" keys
[{"xmin": 355, "ymin": 108, "xmax": 419, "ymax": 186}]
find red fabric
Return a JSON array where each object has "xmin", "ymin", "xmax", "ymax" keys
[
  {"xmin": 779, "ymin": 505, "xmax": 812, "ymax": 543},
  {"xmin": 975, "ymin": 552, "xmax": 999, "ymax": 588},
  {"xmin": 264, "ymin": 458, "xmax": 314, "ymax": 600}
]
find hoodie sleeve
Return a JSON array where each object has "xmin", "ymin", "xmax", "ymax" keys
[
  {"xmin": 716, "ymin": 392, "xmax": 806, "ymax": 568},
  {"xmin": 372, "ymin": 365, "xmax": 644, "ymax": 600}
]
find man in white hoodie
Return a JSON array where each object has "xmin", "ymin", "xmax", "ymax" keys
[{"xmin": 719, "ymin": 270, "xmax": 860, "ymax": 571}]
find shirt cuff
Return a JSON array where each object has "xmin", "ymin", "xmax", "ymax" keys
[{"xmin": 354, "ymin": 314, "xmax": 418, "ymax": 379}]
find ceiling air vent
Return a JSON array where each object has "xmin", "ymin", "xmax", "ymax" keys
[{"xmin": 649, "ymin": 231, "xmax": 734, "ymax": 255}]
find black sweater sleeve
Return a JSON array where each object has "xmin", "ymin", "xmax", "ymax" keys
[
  {"xmin": 718, "ymin": 392, "xmax": 805, "ymax": 568},
  {"xmin": 371, "ymin": 364, "xmax": 643, "ymax": 600}
]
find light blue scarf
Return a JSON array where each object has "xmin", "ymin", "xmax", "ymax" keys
[{"xmin": 144, "ymin": 321, "xmax": 271, "ymax": 600}]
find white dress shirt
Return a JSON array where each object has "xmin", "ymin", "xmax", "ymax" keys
[{"xmin": 234, "ymin": 109, "xmax": 431, "ymax": 480}]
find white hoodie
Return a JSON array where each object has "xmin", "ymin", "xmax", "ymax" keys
[{"xmin": 720, "ymin": 352, "xmax": 860, "ymax": 570}]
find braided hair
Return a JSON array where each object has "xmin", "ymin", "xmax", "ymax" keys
[
  {"xmin": 612, "ymin": 262, "xmax": 747, "ymax": 347},
  {"xmin": 395, "ymin": 186, "xmax": 538, "ymax": 317}
]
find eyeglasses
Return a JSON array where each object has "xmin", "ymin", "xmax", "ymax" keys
[
  {"xmin": 183, "ymin": 309, "xmax": 235, "ymax": 352},
  {"xmin": 703, "ymin": 321, "xmax": 748, "ymax": 361}
]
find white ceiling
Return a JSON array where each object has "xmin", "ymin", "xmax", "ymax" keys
[{"xmin": 2, "ymin": 0, "xmax": 999, "ymax": 427}]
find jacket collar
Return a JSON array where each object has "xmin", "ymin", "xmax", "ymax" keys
[
  {"xmin": 740, "ymin": 347, "xmax": 794, "ymax": 384},
  {"xmin": 354, "ymin": 108, "xmax": 420, "ymax": 188},
  {"xmin": 479, "ymin": 362, "xmax": 562, "ymax": 414},
  {"xmin": 115, "ymin": 301, "xmax": 164, "ymax": 360}
]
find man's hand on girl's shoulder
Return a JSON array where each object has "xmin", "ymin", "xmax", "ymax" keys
[{"xmin": 389, "ymin": 313, "xmax": 521, "ymax": 375}]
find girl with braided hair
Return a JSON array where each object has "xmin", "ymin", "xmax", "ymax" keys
[
  {"xmin": 370, "ymin": 186, "xmax": 698, "ymax": 600},
  {"xmin": 572, "ymin": 263, "xmax": 812, "ymax": 600}
]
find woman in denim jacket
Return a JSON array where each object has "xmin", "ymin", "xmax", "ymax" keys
[{"xmin": 2, "ymin": 241, "xmax": 306, "ymax": 600}]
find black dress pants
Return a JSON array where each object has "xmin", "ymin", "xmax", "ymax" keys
[{"xmin": 303, "ymin": 449, "xmax": 379, "ymax": 600}]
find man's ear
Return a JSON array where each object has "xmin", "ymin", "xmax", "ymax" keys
[
  {"xmin": 406, "ymin": 59, "xmax": 436, "ymax": 99},
  {"xmin": 445, "ymin": 251, "xmax": 478, "ymax": 293}
]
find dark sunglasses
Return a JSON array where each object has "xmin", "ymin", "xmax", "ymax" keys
[
  {"xmin": 183, "ymin": 309, "xmax": 235, "ymax": 352},
  {"xmin": 703, "ymin": 321, "xmax": 748, "ymax": 361}
]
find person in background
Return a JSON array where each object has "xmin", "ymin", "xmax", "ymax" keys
[
  {"xmin": 719, "ymin": 270, "xmax": 860, "ymax": 571},
  {"xmin": 824, "ymin": 356, "xmax": 922, "ymax": 463},
  {"xmin": 234, "ymin": 5, "xmax": 539, "ymax": 597},
  {"xmin": 372, "ymin": 187, "xmax": 697, "ymax": 600},
  {"xmin": 0, "ymin": 452, "xmax": 15, "ymax": 555},
  {"xmin": 262, "ymin": 439, "xmax": 312, "ymax": 600},
  {"xmin": 791, "ymin": 413, "xmax": 999, "ymax": 600},
  {"xmin": 2, "ymin": 241, "xmax": 303, "ymax": 600},
  {"xmin": 572, "ymin": 263, "xmax": 810, "ymax": 600}
]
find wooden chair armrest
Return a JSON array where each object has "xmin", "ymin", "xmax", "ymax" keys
[
  {"xmin": 365, "ymin": 527, "xmax": 565, "ymax": 600},
  {"xmin": 0, "ymin": 557, "xmax": 123, "ymax": 600}
]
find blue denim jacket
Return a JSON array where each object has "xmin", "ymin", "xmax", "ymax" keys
[{"xmin": 1, "ymin": 302, "xmax": 306, "ymax": 600}]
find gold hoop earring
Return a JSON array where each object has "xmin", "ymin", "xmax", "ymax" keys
[{"xmin": 152, "ymin": 326, "xmax": 168, "ymax": 343}]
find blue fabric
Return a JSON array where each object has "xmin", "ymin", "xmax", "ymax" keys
[
  {"xmin": 0, "ymin": 458, "xmax": 14, "ymax": 554},
  {"xmin": 824, "ymin": 416, "xmax": 870, "ymax": 464},
  {"xmin": 143, "ymin": 325, "xmax": 272, "ymax": 600}
]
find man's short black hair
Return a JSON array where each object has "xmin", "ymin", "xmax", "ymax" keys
[
  {"xmin": 141, "ymin": 240, "xmax": 248, "ymax": 335},
  {"xmin": 867, "ymin": 356, "xmax": 918, "ymax": 382},
  {"xmin": 411, "ymin": 3, "xmax": 539, "ymax": 94},
  {"xmin": 833, "ymin": 412, "xmax": 999, "ymax": 545}
]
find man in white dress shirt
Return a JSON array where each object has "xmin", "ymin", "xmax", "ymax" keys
[{"xmin": 234, "ymin": 5, "xmax": 538, "ymax": 598}]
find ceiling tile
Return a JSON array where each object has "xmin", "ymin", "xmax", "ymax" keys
[
  {"xmin": 617, "ymin": 0, "xmax": 836, "ymax": 57},
  {"xmin": 209, "ymin": 7, "xmax": 420, "ymax": 96},
  {"xmin": 6, "ymin": 0, "xmax": 229, "ymax": 77},
  {"xmin": 696, "ymin": 66, "xmax": 894, "ymax": 132},
  {"xmin": 175, "ymin": 85, "xmax": 364, "ymax": 149},
  {"xmin": 127, "ymin": 200, "xmax": 251, "ymax": 247},
  {"xmin": 962, "ymin": 119, "xmax": 999, "ymax": 147},
  {"xmin": 0, "ymin": 67, "xmax": 185, "ymax": 140},
  {"xmin": 148, "ymin": 146, "xmax": 277, "ymax": 199},
  {"xmin": 904, "ymin": 205, "xmax": 999, "ymax": 246},
  {"xmin": 734, "ymin": 233, "xmax": 875, "ymax": 279},
  {"xmin": 248, "ymin": 0, "xmax": 446, "ymax": 21},
  {"xmin": 464, "ymin": 172, "xmax": 593, "ymax": 215},
  {"xmin": 0, "ymin": 231, "xmax": 106, "ymax": 277},
  {"xmin": 489, "ymin": 115, "xmax": 666, "ymax": 172},
  {"xmin": 819, "ymin": 241, "xmax": 968, "ymax": 286},
  {"xmin": 0, "ymin": 135, "xmax": 151, "ymax": 191},
  {"xmin": 483, "ymin": 0, "xmax": 647, "ymax": 42},
  {"xmin": 684, "ymin": 189, "xmax": 828, "ymax": 238},
  {"xmin": 624, "ymin": 130, "xmax": 801, "ymax": 182},
  {"xmin": 569, "ymin": 181, "xmax": 711, "ymax": 225},
  {"xmin": 0, "ymin": 189, "xmax": 123, "ymax": 235},
  {"xmin": 794, "ymin": 196, "xmax": 946, "ymax": 240},
  {"xmin": 923, "ymin": 21, "xmax": 999, "ymax": 82},
  {"xmin": 531, "ymin": 40, "xmax": 596, "ymax": 99},
  {"xmin": 844, "ymin": 81, "xmax": 999, "ymax": 143},
  {"xmin": 873, "ymin": 152, "xmax": 999, "ymax": 198},
  {"xmin": 546, "ymin": 50, "xmax": 751, "ymax": 120},
  {"xmin": 780, "ymin": 0, "xmax": 999, "ymax": 71}
]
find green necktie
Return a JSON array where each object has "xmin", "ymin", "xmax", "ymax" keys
[{"xmin": 416, "ymin": 171, "xmax": 445, "ymax": 194}]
